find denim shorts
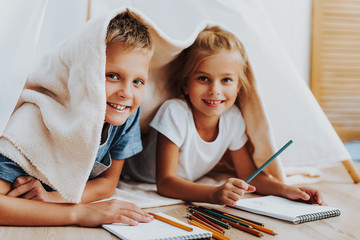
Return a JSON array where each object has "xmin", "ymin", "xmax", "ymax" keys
[{"xmin": 0, "ymin": 154, "xmax": 53, "ymax": 191}]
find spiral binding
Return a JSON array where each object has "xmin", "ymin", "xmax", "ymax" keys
[{"xmin": 294, "ymin": 209, "xmax": 341, "ymax": 224}]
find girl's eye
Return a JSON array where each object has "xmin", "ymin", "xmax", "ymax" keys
[
  {"xmin": 197, "ymin": 76, "xmax": 209, "ymax": 82},
  {"xmin": 133, "ymin": 79, "xmax": 145, "ymax": 85},
  {"xmin": 106, "ymin": 73, "xmax": 120, "ymax": 80},
  {"xmin": 222, "ymin": 78, "xmax": 233, "ymax": 83}
]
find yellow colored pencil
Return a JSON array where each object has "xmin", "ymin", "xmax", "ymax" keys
[
  {"xmin": 189, "ymin": 220, "xmax": 231, "ymax": 240},
  {"xmin": 149, "ymin": 213, "xmax": 193, "ymax": 232}
]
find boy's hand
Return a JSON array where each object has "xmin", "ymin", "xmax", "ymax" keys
[
  {"xmin": 6, "ymin": 176, "xmax": 55, "ymax": 202},
  {"xmin": 75, "ymin": 199, "xmax": 154, "ymax": 227},
  {"xmin": 213, "ymin": 178, "xmax": 256, "ymax": 206},
  {"xmin": 285, "ymin": 186, "xmax": 327, "ymax": 206}
]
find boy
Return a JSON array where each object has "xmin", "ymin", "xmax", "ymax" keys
[{"xmin": 0, "ymin": 9, "xmax": 153, "ymax": 226}]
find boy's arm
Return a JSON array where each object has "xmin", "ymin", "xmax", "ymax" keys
[
  {"xmin": 0, "ymin": 179, "xmax": 152, "ymax": 226},
  {"xmin": 155, "ymin": 133, "xmax": 254, "ymax": 205},
  {"xmin": 80, "ymin": 159, "xmax": 125, "ymax": 203},
  {"xmin": 7, "ymin": 159, "xmax": 125, "ymax": 203}
]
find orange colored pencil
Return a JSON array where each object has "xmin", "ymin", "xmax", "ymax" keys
[
  {"xmin": 189, "ymin": 220, "xmax": 231, "ymax": 240},
  {"xmin": 149, "ymin": 213, "xmax": 193, "ymax": 232},
  {"xmin": 192, "ymin": 211, "xmax": 226, "ymax": 233},
  {"xmin": 187, "ymin": 214, "xmax": 225, "ymax": 234},
  {"xmin": 223, "ymin": 213, "xmax": 277, "ymax": 235},
  {"xmin": 222, "ymin": 219, "xmax": 263, "ymax": 237}
]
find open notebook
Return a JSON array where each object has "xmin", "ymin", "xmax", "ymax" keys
[
  {"xmin": 231, "ymin": 195, "xmax": 341, "ymax": 224},
  {"xmin": 102, "ymin": 212, "xmax": 212, "ymax": 240}
]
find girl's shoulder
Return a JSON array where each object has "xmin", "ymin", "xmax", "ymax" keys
[
  {"xmin": 224, "ymin": 105, "xmax": 243, "ymax": 118},
  {"xmin": 161, "ymin": 98, "xmax": 189, "ymax": 110},
  {"xmin": 222, "ymin": 105, "xmax": 246, "ymax": 126},
  {"xmin": 158, "ymin": 98, "xmax": 190, "ymax": 116}
]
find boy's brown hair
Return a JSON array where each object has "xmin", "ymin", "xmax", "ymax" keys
[{"xmin": 106, "ymin": 8, "xmax": 153, "ymax": 54}]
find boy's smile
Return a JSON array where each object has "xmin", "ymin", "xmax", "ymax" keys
[{"xmin": 104, "ymin": 42, "xmax": 150, "ymax": 126}]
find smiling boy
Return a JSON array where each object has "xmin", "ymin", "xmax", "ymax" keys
[{"xmin": 0, "ymin": 9, "xmax": 154, "ymax": 226}]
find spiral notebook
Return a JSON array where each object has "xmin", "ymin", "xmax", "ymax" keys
[
  {"xmin": 102, "ymin": 212, "xmax": 212, "ymax": 240},
  {"xmin": 231, "ymin": 195, "xmax": 341, "ymax": 224}
]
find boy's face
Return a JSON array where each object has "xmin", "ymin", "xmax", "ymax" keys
[{"xmin": 104, "ymin": 42, "xmax": 150, "ymax": 126}]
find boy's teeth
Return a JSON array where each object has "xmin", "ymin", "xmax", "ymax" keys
[{"xmin": 110, "ymin": 103, "xmax": 126, "ymax": 110}]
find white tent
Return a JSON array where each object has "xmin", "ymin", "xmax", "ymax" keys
[{"xmin": 0, "ymin": 0, "xmax": 355, "ymax": 173}]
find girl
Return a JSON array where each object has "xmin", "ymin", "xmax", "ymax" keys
[{"xmin": 123, "ymin": 26, "xmax": 325, "ymax": 206}]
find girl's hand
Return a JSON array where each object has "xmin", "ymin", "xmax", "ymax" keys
[
  {"xmin": 74, "ymin": 199, "xmax": 153, "ymax": 227},
  {"xmin": 212, "ymin": 178, "xmax": 256, "ymax": 206},
  {"xmin": 284, "ymin": 186, "xmax": 327, "ymax": 206}
]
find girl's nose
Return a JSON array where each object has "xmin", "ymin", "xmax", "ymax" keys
[{"xmin": 209, "ymin": 81, "xmax": 221, "ymax": 95}]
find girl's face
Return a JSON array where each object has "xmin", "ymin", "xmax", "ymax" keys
[
  {"xmin": 184, "ymin": 50, "xmax": 242, "ymax": 121},
  {"xmin": 104, "ymin": 42, "xmax": 150, "ymax": 126}
]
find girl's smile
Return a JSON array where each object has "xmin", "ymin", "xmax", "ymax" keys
[{"xmin": 185, "ymin": 50, "xmax": 242, "ymax": 122}]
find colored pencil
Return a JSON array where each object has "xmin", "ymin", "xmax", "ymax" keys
[
  {"xmin": 223, "ymin": 213, "xmax": 277, "ymax": 235},
  {"xmin": 245, "ymin": 140, "xmax": 293, "ymax": 183},
  {"xmin": 189, "ymin": 220, "xmax": 231, "ymax": 240},
  {"xmin": 197, "ymin": 206, "xmax": 252, "ymax": 229},
  {"xmin": 221, "ymin": 218, "xmax": 264, "ymax": 237},
  {"xmin": 211, "ymin": 208, "xmax": 264, "ymax": 226},
  {"xmin": 149, "ymin": 213, "xmax": 193, "ymax": 232},
  {"xmin": 187, "ymin": 214, "xmax": 225, "ymax": 234},
  {"xmin": 192, "ymin": 212, "xmax": 225, "ymax": 234},
  {"xmin": 188, "ymin": 208, "xmax": 231, "ymax": 229}
]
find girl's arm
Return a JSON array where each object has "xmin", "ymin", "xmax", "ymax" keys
[
  {"xmin": 155, "ymin": 133, "xmax": 254, "ymax": 205},
  {"xmin": 231, "ymin": 146, "xmax": 325, "ymax": 205},
  {"xmin": 0, "ymin": 179, "xmax": 152, "ymax": 226},
  {"xmin": 7, "ymin": 159, "xmax": 125, "ymax": 203}
]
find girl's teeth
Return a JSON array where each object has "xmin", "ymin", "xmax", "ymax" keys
[{"xmin": 206, "ymin": 100, "xmax": 221, "ymax": 104}]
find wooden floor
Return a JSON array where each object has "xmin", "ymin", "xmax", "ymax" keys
[{"xmin": 0, "ymin": 162, "xmax": 359, "ymax": 240}]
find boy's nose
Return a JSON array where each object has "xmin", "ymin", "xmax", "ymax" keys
[{"xmin": 116, "ymin": 81, "xmax": 133, "ymax": 98}]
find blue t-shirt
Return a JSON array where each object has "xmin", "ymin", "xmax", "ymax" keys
[
  {"xmin": 0, "ymin": 108, "xmax": 142, "ymax": 185},
  {"xmin": 89, "ymin": 108, "xmax": 143, "ymax": 179}
]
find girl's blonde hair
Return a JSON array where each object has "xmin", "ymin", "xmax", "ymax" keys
[
  {"xmin": 106, "ymin": 9, "xmax": 153, "ymax": 55},
  {"xmin": 167, "ymin": 26, "xmax": 254, "ymax": 106}
]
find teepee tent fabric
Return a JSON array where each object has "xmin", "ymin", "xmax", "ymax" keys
[
  {"xmin": 0, "ymin": 1, "xmax": 351, "ymax": 203},
  {"xmin": 0, "ymin": 0, "xmax": 48, "ymax": 135},
  {"xmin": 90, "ymin": 0, "xmax": 351, "ymax": 168}
]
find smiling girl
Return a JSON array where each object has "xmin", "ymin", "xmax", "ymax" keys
[{"xmin": 123, "ymin": 26, "xmax": 325, "ymax": 206}]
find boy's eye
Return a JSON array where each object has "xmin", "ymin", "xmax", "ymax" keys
[
  {"xmin": 106, "ymin": 73, "xmax": 120, "ymax": 80},
  {"xmin": 133, "ymin": 79, "xmax": 145, "ymax": 85}
]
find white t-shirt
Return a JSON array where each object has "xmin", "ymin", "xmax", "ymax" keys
[{"xmin": 122, "ymin": 99, "xmax": 248, "ymax": 182}]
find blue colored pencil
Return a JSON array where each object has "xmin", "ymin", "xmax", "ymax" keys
[{"xmin": 245, "ymin": 140, "xmax": 293, "ymax": 183}]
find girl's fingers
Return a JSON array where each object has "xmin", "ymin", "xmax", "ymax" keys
[{"xmin": 230, "ymin": 178, "xmax": 256, "ymax": 192}]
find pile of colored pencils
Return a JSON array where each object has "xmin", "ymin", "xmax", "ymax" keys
[{"xmin": 186, "ymin": 205, "xmax": 277, "ymax": 239}]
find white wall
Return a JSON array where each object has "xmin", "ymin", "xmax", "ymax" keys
[{"xmin": 259, "ymin": 0, "xmax": 312, "ymax": 84}]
